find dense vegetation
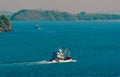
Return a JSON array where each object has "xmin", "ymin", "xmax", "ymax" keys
[
  {"xmin": 11, "ymin": 10, "xmax": 120, "ymax": 21},
  {"xmin": 11, "ymin": 9, "xmax": 77, "ymax": 21},
  {"xmin": 0, "ymin": 15, "xmax": 12, "ymax": 31}
]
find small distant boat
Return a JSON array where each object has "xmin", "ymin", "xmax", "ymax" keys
[
  {"xmin": 49, "ymin": 48, "xmax": 77, "ymax": 63},
  {"xmin": 35, "ymin": 24, "xmax": 41, "ymax": 30}
]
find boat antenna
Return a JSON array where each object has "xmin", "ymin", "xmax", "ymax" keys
[
  {"xmin": 63, "ymin": 48, "xmax": 68, "ymax": 56},
  {"xmin": 68, "ymin": 50, "xmax": 70, "ymax": 56}
]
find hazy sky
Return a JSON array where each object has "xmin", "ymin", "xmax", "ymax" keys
[{"xmin": 0, "ymin": 0, "xmax": 120, "ymax": 14}]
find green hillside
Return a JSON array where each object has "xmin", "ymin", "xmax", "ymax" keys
[{"xmin": 11, "ymin": 9, "xmax": 77, "ymax": 21}]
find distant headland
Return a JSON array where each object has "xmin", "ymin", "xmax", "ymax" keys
[
  {"xmin": 0, "ymin": 9, "xmax": 120, "ymax": 21},
  {"xmin": 11, "ymin": 9, "xmax": 77, "ymax": 21},
  {"xmin": 10, "ymin": 9, "xmax": 120, "ymax": 21}
]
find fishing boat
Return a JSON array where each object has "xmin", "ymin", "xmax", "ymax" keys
[
  {"xmin": 35, "ymin": 24, "xmax": 41, "ymax": 30},
  {"xmin": 49, "ymin": 48, "xmax": 76, "ymax": 63}
]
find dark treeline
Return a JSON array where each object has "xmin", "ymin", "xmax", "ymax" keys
[{"xmin": 11, "ymin": 9, "xmax": 120, "ymax": 21}]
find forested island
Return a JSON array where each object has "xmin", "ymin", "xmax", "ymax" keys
[
  {"xmin": 0, "ymin": 15, "xmax": 12, "ymax": 32},
  {"xmin": 11, "ymin": 9, "xmax": 120, "ymax": 21},
  {"xmin": 11, "ymin": 9, "xmax": 77, "ymax": 21}
]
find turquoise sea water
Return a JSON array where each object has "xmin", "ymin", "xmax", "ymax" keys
[{"xmin": 0, "ymin": 21, "xmax": 120, "ymax": 77}]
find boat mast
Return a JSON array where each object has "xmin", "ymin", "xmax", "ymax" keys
[
  {"xmin": 63, "ymin": 48, "xmax": 68, "ymax": 56},
  {"xmin": 68, "ymin": 50, "xmax": 70, "ymax": 56}
]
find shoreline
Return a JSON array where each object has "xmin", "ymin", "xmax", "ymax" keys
[
  {"xmin": 0, "ymin": 28, "xmax": 15, "ymax": 32},
  {"xmin": 11, "ymin": 20, "xmax": 120, "ymax": 22}
]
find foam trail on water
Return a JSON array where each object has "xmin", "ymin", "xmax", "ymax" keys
[
  {"xmin": 0, "ymin": 60, "xmax": 50, "ymax": 66},
  {"xmin": 0, "ymin": 60, "xmax": 77, "ymax": 66}
]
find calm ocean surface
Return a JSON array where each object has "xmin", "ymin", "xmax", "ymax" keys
[{"xmin": 0, "ymin": 21, "xmax": 120, "ymax": 77}]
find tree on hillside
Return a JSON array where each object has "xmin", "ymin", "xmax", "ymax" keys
[{"xmin": 0, "ymin": 15, "xmax": 12, "ymax": 31}]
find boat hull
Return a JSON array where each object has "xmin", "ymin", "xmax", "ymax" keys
[
  {"xmin": 38, "ymin": 59, "xmax": 77, "ymax": 64},
  {"xmin": 51, "ymin": 59, "xmax": 77, "ymax": 63}
]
